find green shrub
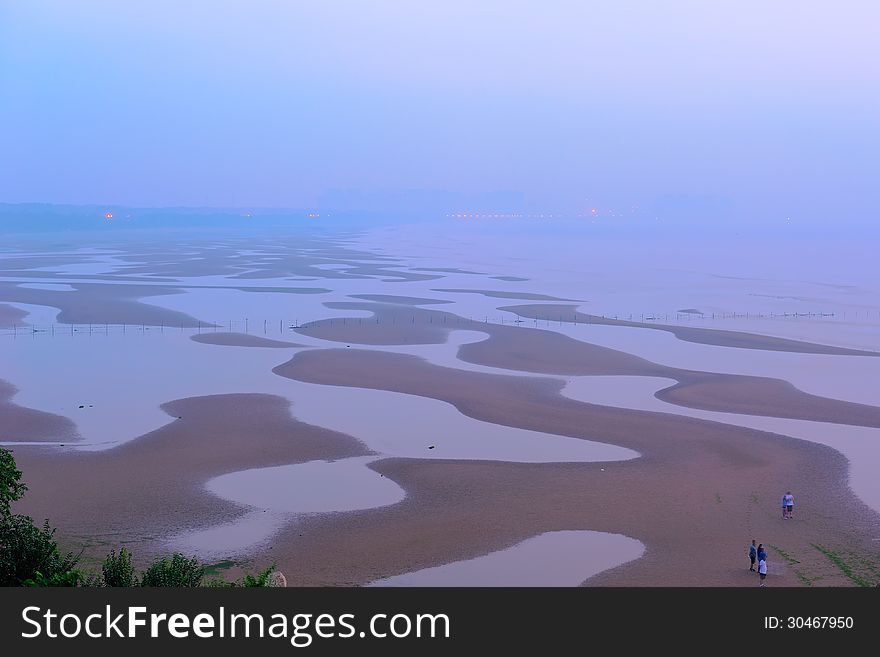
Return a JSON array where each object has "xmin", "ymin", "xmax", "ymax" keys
[
  {"xmin": 0, "ymin": 448, "xmax": 27, "ymax": 517},
  {"xmin": 102, "ymin": 548, "xmax": 138, "ymax": 587},
  {"xmin": 240, "ymin": 565, "xmax": 277, "ymax": 587},
  {"xmin": 141, "ymin": 553, "xmax": 205, "ymax": 587},
  {"xmin": 0, "ymin": 515, "xmax": 79, "ymax": 586},
  {"xmin": 23, "ymin": 570, "xmax": 84, "ymax": 587},
  {"xmin": 206, "ymin": 564, "xmax": 277, "ymax": 588},
  {"xmin": 1, "ymin": 448, "xmax": 277, "ymax": 588}
]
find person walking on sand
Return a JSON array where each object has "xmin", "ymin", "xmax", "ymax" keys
[
  {"xmin": 757, "ymin": 544, "xmax": 766, "ymax": 565},
  {"xmin": 782, "ymin": 491, "xmax": 794, "ymax": 519},
  {"xmin": 758, "ymin": 557, "xmax": 768, "ymax": 586},
  {"xmin": 748, "ymin": 539, "xmax": 757, "ymax": 572}
]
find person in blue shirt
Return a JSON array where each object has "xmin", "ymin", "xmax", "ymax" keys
[
  {"xmin": 757, "ymin": 544, "xmax": 767, "ymax": 564},
  {"xmin": 748, "ymin": 539, "xmax": 757, "ymax": 572}
]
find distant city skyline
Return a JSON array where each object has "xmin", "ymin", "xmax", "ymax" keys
[{"xmin": 1, "ymin": 1, "xmax": 877, "ymax": 225}]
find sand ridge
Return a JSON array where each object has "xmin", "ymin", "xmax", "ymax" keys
[
  {"xmin": 0, "ymin": 303, "xmax": 29, "ymax": 327},
  {"xmin": 12, "ymin": 393, "xmax": 369, "ymax": 561},
  {"xmin": 294, "ymin": 301, "xmax": 880, "ymax": 428},
  {"xmin": 430, "ymin": 288, "xmax": 582, "ymax": 302},
  {"xmin": 501, "ymin": 303, "xmax": 879, "ymax": 357},
  {"xmin": 0, "ymin": 378, "xmax": 80, "ymax": 443},
  {"xmin": 11, "ymin": 367, "xmax": 879, "ymax": 586},
  {"xmin": 0, "ymin": 282, "xmax": 206, "ymax": 327},
  {"xmin": 4, "ymin": 237, "xmax": 880, "ymax": 586},
  {"xmin": 190, "ymin": 333, "xmax": 304, "ymax": 348},
  {"xmin": 267, "ymin": 348, "xmax": 880, "ymax": 586}
]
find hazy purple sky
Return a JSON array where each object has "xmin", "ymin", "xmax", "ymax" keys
[{"xmin": 1, "ymin": 1, "xmax": 877, "ymax": 222}]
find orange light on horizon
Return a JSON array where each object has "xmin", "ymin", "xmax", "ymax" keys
[{"xmin": 104, "ymin": 212, "xmax": 113, "ymax": 219}]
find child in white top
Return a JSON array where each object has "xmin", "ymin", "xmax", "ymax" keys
[{"xmin": 782, "ymin": 492, "xmax": 794, "ymax": 519}]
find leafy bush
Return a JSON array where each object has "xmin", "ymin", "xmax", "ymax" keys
[
  {"xmin": 240, "ymin": 565, "xmax": 277, "ymax": 587},
  {"xmin": 207, "ymin": 564, "xmax": 278, "ymax": 588},
  {"xmin": 0, "ymin": 447, "xmax": 80, "ymax": 586},
  {"xmin": 140, "ymin": 553, "xmax": 205, "ymax": 587},
  {"xmin": 0, "ymin": 448, "xmax": 27, "ymax": 517},
  {"xmin": 1, "ymin": 448, "xmax": 277, "ymax": 588},
  {"xmin": 102, "ymin": 548, "xmax": 138, "ymax": 587},
  {"xmin": 0, "ymin": 515, "xmax": 79, "ymax": 586},
  {"xmin": 23, "ymin": 570, "xmax": 84, "ymax": 587}
]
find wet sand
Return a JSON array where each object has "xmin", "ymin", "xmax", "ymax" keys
[
  {"xmin": 431, "ymin": 289, "xmax": 581, "ymax": 302},
  {"xmin": 654, "ymin": 374, "xmax": 880, "ymax": 426},
  {"xmin": 349, "ymin": 294, "xmax": 453, "ymax": 305},
  {"xmin": 190, "ymin": 333, "xmax": 304, "ymax": 348},
  {"xmin": 411, "ymin": 267, "xmax": 486, "ymax": 275},
  {"xmin": 0, "ymin": 379, "xmax": 79, "ymax": 443},
  {"xmin": 0, "ymin": 303, "xmax": 29, "ymax": 327},
  {"xmin": 11, "ymin": 370, "xmax": 878, "ymax": 586},
  {"xmin": 562, "ymin": 375, "xmax": 880, "ymax": 513},
  {"xmin": 295, "ymin": 302, "xmax": 880, "ymax": 428},
  {"xmin": 233, "ymin": 286, "xmax": 330, "ymax": 295},
  {"xmin": 4, "ymin": 233, "xmax": 880, "ymax": 587},
  {"xmin": 0, "ymin": 271, "xmax": 180, "ymax": 283},
  {"xmin": 296, "ymin": 302, "xmax": 450, "ymax": 345},
  {"xmin": 370, "ymin": 531, "xmax": 645, "ymax": 586},
  {"xmin": 503, "ymin": 303, "xmax": 879, "ymax": 357},
  {"xmin": 459, "ymin": 328, "xmax": 880, "ymax": 427},
  {"xmin": 12, "ymin": 393, "xmax": 368, "ymax": 560},
  {"xmin": 0, "ymin": 254, "xmax": 99, "ymax": 272},
  {"xmin": 265, "ymin": 348, "xmax": 880, "ymax": 586},
  {"xmin": 0, "ymin": 282, "xmax": 206, "ymax": 327}
]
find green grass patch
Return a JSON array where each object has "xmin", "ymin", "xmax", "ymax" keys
[
  {"xmin": 811, "ymin": 544, "xmax": 874, "ymax": 587},
  {"xmin": 795, "ymin": 571, "xmax": 814, "ymax": 587},
  {"xmin": 203, "ymin": 560, "xmax": 238, "ymax": 577},
  {"xmin": 769, "ymin": 545, "xmax": 800, "ymax": 566},
  {"xmin": 859, "ymin": 558, "xmax": 880, "ymax": 577}
]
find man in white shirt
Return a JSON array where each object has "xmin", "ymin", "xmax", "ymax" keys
[{"xmin": 758, "ymin": 558, "xmax": 768, "ymax": 586}]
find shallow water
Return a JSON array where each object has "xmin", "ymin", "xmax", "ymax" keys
[
  {"xmin": 554, "ymin": 321, "xmax": 880, "ymax": 407},
  {"xmin": 562, "ymin": 376, "xmax": 880, "ymax": 513},
  {"xmin": 207, "ymin": 456, "xmax": 405, "ymax": 514},
  {"xmin": 370, "ymin": 530, "xmax": 645, "ymax": 586},
  {"xmin": 180, "ymin": 456, "xmax": 407, "ymax": 557},
  {"xmin": 0, "ymin": 325, "xmax": 632, "ymax": 464},
  {"xmin": 286, "ymin": 381, "xmax": 635, "ymax": 463},
  {"xmin": 354, "ymin": 224, "xmax": 880, "ymax": 351},
  {"xmin": 15, "ymin": 283, "xmax": 76, "ymax": 292},
  {"xmin": 2, "ymin": 225, "xmax": 878, "ymax": 579},
  {"xmin": 170, "ymin": 509, "xmax": 290, "ymax": 557}
]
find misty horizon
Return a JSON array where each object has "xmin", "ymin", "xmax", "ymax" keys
[{"xmin": 2, "ymin": 1, "xmax": 878, "ymax": 226}]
